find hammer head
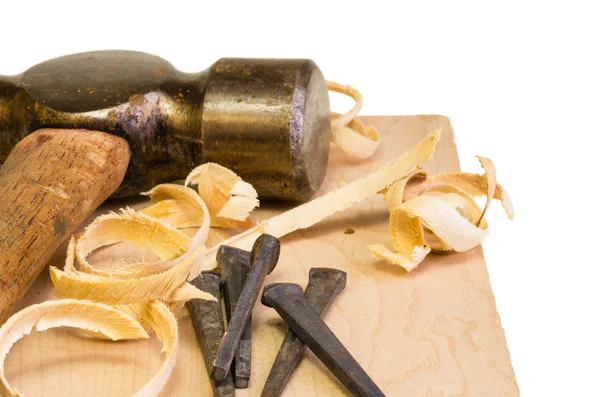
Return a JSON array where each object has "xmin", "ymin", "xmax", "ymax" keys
[
  {"xmin": 203, "ymin": 58, "xmax": 332, "ymax": 201},
  {"xmin": 0, "ymin": 52, "xmax": 331, "ymax": 201}
]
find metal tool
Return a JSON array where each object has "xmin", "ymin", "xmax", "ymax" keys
[
  {"xmin": 262, "ymin": 268, "xmax": 347, "ymax": 397},
  {"xmin": 218, "ymin": 246, "xmax": 253, "ymax": 388},
  {"xmin": 0, "ymin": 51, "xmax": 331, "ymax": 199},
  {"xmin": 0, "ymin": 51, "xmax": 331, "ymax": 324},
  {"xmin": 261, "ymin": 283, "xmax": 386, "ymax": 397},
  {"xmin": 186, "ymin": 271, "xmax": 236, "ymax": 397},
  {"xmin": 211, "ymin": 234, "xmax": 280, "ymax": 381}
]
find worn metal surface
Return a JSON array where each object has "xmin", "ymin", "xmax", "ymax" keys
[
  {"xmin": 218, "ymin": 246, "xmax": 253, "ymax": 388},
  {"xmin": 261, "ymin": 268, "xmax": 347, "ymax": 397},
  {"xmin": 261, "ymin": 283, "xmax": 386, "ymax": 397},
  {"xmin": 0, "ymin": 51, "xmax": 331, "ymax": 200},
  {"xmin": 186, "ymin": 271, "xmax": 236, "ymax": 397},
  {"xmin": 202, "ymin": 58, "xmax": 331, "ymax": 200},
  {"xmin": 211, "ymin": 234, "xmax": 280, "ymax": 381}
]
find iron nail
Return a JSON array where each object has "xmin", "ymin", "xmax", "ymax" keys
[
  {"xmin": 212, "ymin": 234, "xmax": 281, "ymax": 381},
  {"xmin": 219, "ymin": 246, "xmax": 253, "ymax": 388},
  {"xmin": 186, "ymin": 271, "xmax": 236, "ymax": 397},
  {"xmin": 261, "ymin": 283, "xmax": 387, "ymax": 397},
  {"xmin": 261, "ymin": 268, "xmax": 347, "ymax": 397}
]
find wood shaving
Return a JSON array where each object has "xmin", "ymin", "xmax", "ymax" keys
[
  {"xmin": 203, "ymin": 131, "xmax": 440, "ymax": 268},
  {"xmin": 50, "ymin": 245, "xmax": 213, "ymax": 305},
  {"xmin": 75, "ymin": 209, "xmax": 192, "ymax": 278},
  {"xmin": 426, "ymin": 170, "xmax": 514, "ymax": 219},
  {"xmin": 368, "ymin": 156, "xmax": 513, "ymax": 271},
  {"xmin": 474, "ymin": 156, "xmax": 496, "ymax": 226},
  {"xmin": 74, "ymin": 184, "xmax": 212, "ymax": 279},
  {"xmin": 326, "ymin": 81, "xmax": 381, "ymax": 159},
  {"xmin": 127, "ymin": 301, "xmax": 178, "ymax": 397},
  {"xmin": 141, "ymin": 183, "xmax": 207, "ymax": 229},
  {"xmin": 185, "ymin": 162, "xmax": 258, "ymax": 229},
  {"xmin": 0, "ymin": 299, "xmax": 149, "ymax": 397}
]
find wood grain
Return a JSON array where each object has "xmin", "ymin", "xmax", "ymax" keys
[
  {"xmin": 4, "ymin": 116, "xmax": 519, "ymax": 396},
  {"xmin": 0, "ymin": 129, "xmax": 130, "ymax": 324}
]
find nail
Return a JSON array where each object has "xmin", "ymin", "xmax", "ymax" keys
[
  {"xmin": 262, "ymin": 268, "xmax": 347, "ymax": 397},
  {"xmin": 212, "ymin": 234, "xmax": 281, "ymax": 381},
  {"xmin": 219, "ymin": 246, "xmax": 253, "ymax": 388},
  {"xmin": 261, "ymin": 283, "xmax": 386, "ymax": 397},
  {"xmin": 186, "ymin": 271, "xmax": 236, "ymax": 397}
]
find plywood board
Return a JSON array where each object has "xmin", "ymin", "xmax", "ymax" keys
[{"xmin": 5, "ymin": 115, "xmax": 519, "ymax": 396}]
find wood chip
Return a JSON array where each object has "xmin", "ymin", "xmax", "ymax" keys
[
  {"xmin": 327, "ymin": 81, "xmax": 381, "ymax": 159},
  {"xmin": 369, "ymin": 156, "xmax": 513, "ymax": 271},
  {"xmin": 0, "ymin": 299, "xmax": 149, "ymax": 397},
  {"xmin": 185, "ymin": 162, "xmax": 258, "ymax": 229}
]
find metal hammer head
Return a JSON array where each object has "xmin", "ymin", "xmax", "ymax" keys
[
  {"xmin": 0, "ymin": 51, "xmax": 331, "ymax": 201},
  {"xmin": 203, "ymin": 58, "xmax": 331, "ymax": 201}
]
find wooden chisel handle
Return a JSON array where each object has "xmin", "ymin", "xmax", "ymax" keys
[{"xmin": 0, "ymin": 129, "xmax": 130, "ymax": 324}]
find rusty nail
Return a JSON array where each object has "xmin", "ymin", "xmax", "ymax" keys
[
  {"xmin": 211, "ymin": 234, "xmax": 281, "ymax": 381},
  {"xmin": 186, "ymin": 271, "xmax": 236, "ymax": 397},
  {"xmin": 261, "ymin": 268, "xmax": 347, "ymax": 397},
  {"xmin": 261, "ymin": 283, "xmax": 386, "ymax": 397},
  {"xmin": 219, "ymin": 246, "xmax": 253, "ymax": 388}
]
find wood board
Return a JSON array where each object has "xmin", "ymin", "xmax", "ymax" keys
[{"xmin": 5, "ymin": 115, "xmax": 519, "ymax": 396}]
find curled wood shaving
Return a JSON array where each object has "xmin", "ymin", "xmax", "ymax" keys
[
  {"xmin": 427, "ymin": 170, "xmax": 514, "ymax": 219},
  {"xmin": 75, "ymin": 209, "xmax": 192, "ymax": 278},
  {"xmin": 162, "ymin": 281, "xmax": 216, "ymax": 302},
  {"xmin": 185, "ymin": 162, "xmax": 258, "ymax": 229},
  {"xmin": 64, "ymin": 236, "xmax": 77, "ymax": 273},
  {"xmin": 474, "ymin": 156, "xmax": 496, "ymax": 226},
  {"xmin": 50, "ymin": 245, "xmax": 212, "ymax": 305},
  {"xmin": 74, "ymin": 184, "xmax": 211, "ymax": 279},
  {"xmin": 204, "ymin": 131, "xmax": 440, "ymax": 268},
  {"xmin": 137, "ymin": 184, "xmax": 212, "ymax": 279},
  {"xmin": 369, "ymin": 244, "xmax": 430, "ymax": 273},
  {"xmin": 400, "ymin": 195, "xmax": 490, "ymax": 251},
  {"xmin": 128, "ymin": 301, "xmax": 178, "ymax": 397},
  {"xmin": 0, "ymin": 181, "xmax": 217, "ymax": 396},
  {"xmin": 0, "ymin": 299, "xmax": 149, "ymax": 397},
  {"xmin": 326, "ymin": 81, "xmax": 381, "ymax": 159},
  {"xmin": 368, "ymin": 156, "xmax": 513, "ymax": 271},
  {"xmin": 141, "ymin": 183, "xmax": 207, "ymax": 229}
]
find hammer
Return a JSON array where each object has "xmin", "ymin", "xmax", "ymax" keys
[{"xmin": 0, "ymin": 51, "xmax": 331, "ymax": 323}]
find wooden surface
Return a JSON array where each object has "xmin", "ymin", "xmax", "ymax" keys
[
  {"xmin": 5, "ymin": 116, "xmax": 519, "ymax": 396},
  {"xmin": 0, "ymin": 129, "xmax": 130, "ymax": 324}
]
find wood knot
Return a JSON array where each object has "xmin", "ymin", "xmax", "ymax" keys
[
  {"xmin": 35, "ymin": 134, "xmax": 53, "ymax": 145},
  {"xmin": 53, "ymin": 216, "xmax": 67, "ymax": 236}
]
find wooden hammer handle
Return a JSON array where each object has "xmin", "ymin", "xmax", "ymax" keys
[{"xmin": 0, "ymin": 129, "xmax": 130, "ymax": 324}]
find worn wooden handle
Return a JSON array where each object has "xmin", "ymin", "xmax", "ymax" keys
[{"xmin": 0, "ymin": 129, "xmax": 130, "ymax": 323}]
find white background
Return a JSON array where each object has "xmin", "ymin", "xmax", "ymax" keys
[{"xmin": 2, "ymin": 1, "xmax": 598, "ymax": 395}]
